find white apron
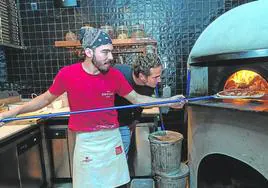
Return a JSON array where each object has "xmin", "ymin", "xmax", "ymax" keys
[{"xmin": 73, "ymin": 128, "xmax": 130, "ymax": 188}]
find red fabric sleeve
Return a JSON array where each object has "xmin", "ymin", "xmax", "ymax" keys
[
  {"xmin": 114, "ymin": 69, "xmax": 133, "ymax": 97},
  {"xmin": 48, "ymin": 68, "xmax": 66, "ymax": 96}
]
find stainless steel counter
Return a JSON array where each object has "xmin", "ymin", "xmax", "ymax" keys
[
  {"xmin": 0, "ymin": 124, "xmax": 32, "ymax": 141},
  {"xmin": 0, "ymin": 124, "xmax": 45, "ymax": 188},
  {"xmin": 0, "ymin": 107, "xmax": 70, "ymax": 141}
]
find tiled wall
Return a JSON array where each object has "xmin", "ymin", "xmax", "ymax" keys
[
  {"xmin": 3, "ymin": 0, "xmax": 253, "ymax": 97},
  {"xmin": 0, "ymin": 48, "xmax": 7, "ymax": 83}
]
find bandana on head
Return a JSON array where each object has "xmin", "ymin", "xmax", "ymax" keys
[{"xmin": 79, "ymin": 27, "xmax": 112, "ymax": 49}]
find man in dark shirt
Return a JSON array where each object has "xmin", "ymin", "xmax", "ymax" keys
[{"xmin": 114, "ymin": 53, "xmax": 162, "ymax": 156}]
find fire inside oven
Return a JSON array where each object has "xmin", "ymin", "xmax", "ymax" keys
[{"xmin": 224, "ymin": 70, "xmax": 268, "ymax": 93}]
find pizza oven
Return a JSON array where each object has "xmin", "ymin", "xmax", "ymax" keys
[{"xmin": 187, "ymin": 1, "xmax": 268, "ymax": 188}]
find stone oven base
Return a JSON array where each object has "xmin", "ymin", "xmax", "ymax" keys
[{"xmin": 188, "ymin": 104, "xmax": 268, "ymax": 188}]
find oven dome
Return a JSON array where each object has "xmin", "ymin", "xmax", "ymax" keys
[{"xmin": 189, "ymin": 0, "xmax": 268, "ymax": 60}]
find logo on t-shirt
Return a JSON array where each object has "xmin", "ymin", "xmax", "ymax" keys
[
  {"xmin": 82, "ymin": 156, "xmax": 92, "ymax": 163},
  {"xmin": 115, "ymin": 146, "xmax": 123, "ymax": 155},
  {"xmin": 101, "ymin": 91, "xmax": 114, "ymax": 98}
]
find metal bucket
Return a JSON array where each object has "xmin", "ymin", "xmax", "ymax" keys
[
  {"xmin": 148, "ymin": 130, "xmax": 183, "ymax": 176},
  {"xmin": 130, "ymin": 178, "xmax": 155, "ymax": 188},
  {"xmin": 154, "ymin": 163, "xmax": 189, "ymax": 188}
]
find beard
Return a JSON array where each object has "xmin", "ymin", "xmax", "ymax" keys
[{"xmin": 92, "ymin": 54, "xmax": 110, "ymax": 74}]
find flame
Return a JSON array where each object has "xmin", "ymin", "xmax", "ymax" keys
[
  {"xmin": 224, "ymin": 70, "xmax": 268, "ymax": 93},
  {"xmin": 231, "ymin": 70, "xmax": 257, "ymax": 85}
]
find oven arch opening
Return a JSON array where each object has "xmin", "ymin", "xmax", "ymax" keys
[
  {"xmin": 224, "ymin": 70, "xmax": 268, "ymax": 93},
  {"xmin": 207, "ymin": 64, "xmax": 268, "ymax": 95},
  {"xmin": 197, "ymin": 154, "xmax": 268, "ymax": 188}
]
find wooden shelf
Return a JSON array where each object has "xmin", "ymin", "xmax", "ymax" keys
[
  {"xmin": 54, "ymin": 38, "xmax": 157, "ymax": 48},
  {"xmin": 112, "ymin": 38, "xmax": 157, "ymax": 46},
  {"xmin": 54, "ymin": 40, "xmax": 81, "ymax": 48},
  {"xmin": 113, "ymin": 47, "xmax": 145, "ymax": 54}
]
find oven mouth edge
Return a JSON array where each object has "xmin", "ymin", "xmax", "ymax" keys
[{"xmin": 190, "ymin": 48, "xmax": 268, "ymax": 67}]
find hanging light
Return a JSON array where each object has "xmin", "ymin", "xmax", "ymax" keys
[
  {"xmin": 54, "ymin": 0, "xmax": 77, "ymax": 8},
  {"xmin": 62, "ymin": 0, "xmax": 77, "ymax": 7}
]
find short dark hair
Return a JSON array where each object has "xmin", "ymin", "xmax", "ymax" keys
[{"xmin": 132, "ymin": 53, "xmax": 162, "ymax": 77}]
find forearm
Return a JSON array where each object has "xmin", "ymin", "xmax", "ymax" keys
[
  {"xmin": 135, "ymin": 94, "xmax": 171, "ymax": 107},
  {"xmin": 124, "ymin": 91, "xmax": 183, "ymax": 108},
  {"xmin": 1, "ymin": 91, "xmax": 56, "ymax": 119},
  {"xmin": 17, "ymin": 96, "xmax": 50, "ymax": 114}
]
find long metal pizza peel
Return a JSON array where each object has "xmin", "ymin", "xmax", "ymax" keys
[{"xmin": 0, "ymin": 96, "xmax": 215, "ymax": 124}]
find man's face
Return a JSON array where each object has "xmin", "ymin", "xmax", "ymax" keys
[
  {"xmin": 92, "ymin": 44, "xmax": 113, "ymax": 73},
  {"xmin": 142, "ymin": 65, "xmax": 162, "ymax": 88}
]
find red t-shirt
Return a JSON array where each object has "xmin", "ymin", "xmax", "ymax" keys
[{"xmin": 49, "ymin": 62, "xmax": 133, "ymax": 132}]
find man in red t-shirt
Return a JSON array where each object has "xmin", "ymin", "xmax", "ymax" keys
[{"xmin": 0, "ymin": 27, "xmax": 185, "ymax": 188}]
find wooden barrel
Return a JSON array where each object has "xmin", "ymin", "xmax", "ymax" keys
[{"xmin": 148, "ymin": 130, "xmax": 183, "ymax": 176}]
